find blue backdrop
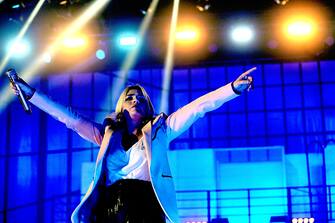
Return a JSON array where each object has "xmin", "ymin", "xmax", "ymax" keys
[{"xmin": 0, "ymin": 60, "xmax": 334, "ymax": 222}]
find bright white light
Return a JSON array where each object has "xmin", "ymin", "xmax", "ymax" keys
[
  {"xmin": 7, "ymin": 39, "xmax": 30, "ymax": 58},
  {"xmin": 230, "ymin": 25, "xmax": 254, "ymax": 44},
  {"xmin": 62, "ymin": 36, "xmax": 86, "ymax": 48},
  {"xmin": 12, "ymin": 4, "xmax": 20, "ymax": 8},
  {"xmin": 287, "ymin": 21, "xmax": 312, "ymax": 37},
  {"xmin": 119, "ymin": 36, "xmax": 137, "ymax": 46},
  {"xmin": 292, "ymin": 217, "xmax": 315, "ymax": 223},
  {"xmin": 95, "ymin": 49, "xmax": 105, "ymax": 60},
  {"xmin": 175, "ymin": 30, "xmax": 197, "ymax": 41},
  {"xmin": 42, "ymin": 52, "xmax": 52, "ymax": 63}
]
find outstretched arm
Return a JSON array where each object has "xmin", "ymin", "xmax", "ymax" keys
[
  {"xmin": 10, "ymin": 78, "xmax": 104, "ymax": 146},
  {"xmin": 166, "ymin": 67, "xmax": 256, "ymax": 142}
]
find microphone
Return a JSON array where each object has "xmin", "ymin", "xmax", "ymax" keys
[{"xmin": 6, "ymin": 69, "xmax": 32, "ymax": 114}]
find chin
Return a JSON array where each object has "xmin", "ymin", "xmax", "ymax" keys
[{"xmin": 130, "ymin": 112, "xmax": 144, "ymax": 121}]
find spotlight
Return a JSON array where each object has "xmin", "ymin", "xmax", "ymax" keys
[
  {"xmin": 291, "ymin": 218, "xmax": 314, "ymax": 223},
  {"xmin": 286, "ymin": 21, "xmax": 313, "ymax": 37},
  {"xmin": 230, "ymin": 25, "xmax": 254, "ymax": 44},
  {"xmin": 59, "ymin": 0, "xmax": 67, "ymax": 5},
  {"xmin": 11, "ymin": 1, "xmax": 26, "ymax": 9},
  {"xmin": 42, "ymin": 52, "xmax": 52, "ymax": 63},
  {"xmin": 62, "ymin": 36, "xmax": 86, "ymax": 48},
  {"xmin": 95, "ymin": 49, "xmax": 105, "ymax": 60},
  {"xmin": 274, "ymin": 0, "xmax": 289, "ymax": 5},
  {"xmin": 196, "ymin": 0, "xmax": 211, "ymax": 12},
  {"xmin": 175, "ymin": 30, "xmax": 198, "ymax": 41},
  {"xmin": 118, "ymin": 36, "xmax": 137, "ymax": 47},
  {"xmin": 12, "ymin": 4, "xmax": 21, "ymax": 8},
  {"xmin": 7, "ymin": 39, "xmax": 30, "ymax": 58}
]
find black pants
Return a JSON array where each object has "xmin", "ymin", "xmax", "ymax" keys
[{"xmin": 94, "ymin": 179, "xmax": 166, "ymax": 223}]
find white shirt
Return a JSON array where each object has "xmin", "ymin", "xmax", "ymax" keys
[{"xmin": 105, "ymin": 137, "xmax": 150, "ymax": 186}]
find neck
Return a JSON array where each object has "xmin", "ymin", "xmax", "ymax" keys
[{"xmin": 126, "ymin": 118, "xmax": 142, "ymax": 136}]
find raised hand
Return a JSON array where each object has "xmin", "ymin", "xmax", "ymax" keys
[
  {"xmin": 9, "ymin": 77, "xmax": 36, "ymax": 100},
  {"xmin": 232, "ymin": 67, "xmax": 256, "ymax": 93}
]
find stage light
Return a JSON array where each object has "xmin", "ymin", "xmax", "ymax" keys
[
  {"xmin": 95, "ymin": 49, "xmax": 105, "ymax": 60},
  {"xmin": 286, "ymin": 20, "xmax": 313, "ymax": 38},
  {"xmin": 59, "ymin": 0, "xmax": 67, "ymax": 5},
  {"xmin": 291, "ymin": 218, "xmax": 315, "ymax": 223},
  {"xmin": 119, "ymin": 36, "xmax": 137, "ymax": 47},
  {"xmin": 7, "ymin": 39, "xmax": 30, "ymax": 58},
  {"xmin": 42, "ymin": 52, "xmax": 52, "ymax": 63},
  {"xmin": 274, "ymin": 0, "xmax": 289, "ymax": 5},
  {"xmin": 0, "ymin": 0, "xmax": 110, "ymax": 113},
  {"xmin": 266, "ymin": 1, "xmax": 332, "ymax": 57},
  {"xmin": 175, "ymin": 29, "xmax": 198, "ymax": 42},
  {"xmin": 196, "ymin": 0, "xmax": 211, "ymax": 12},
  {"xmin": 12, "ymin": 4, "xmax": 21, "ymax": 9},
  {"xmin": 230, "ymin": 25, "xmax": 254, "ymax": 44},
  {"xmin": 271, "ymin": 1, "xmax": 331, "ymax": 55},
  {"xmin": 62, "ymin": 36, "xmax": 87, "ymax": 48}
]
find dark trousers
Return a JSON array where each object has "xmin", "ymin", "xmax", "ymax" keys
[{"xmin": 94, "ymin": 179, "xmax": 166, "ymax": 223}]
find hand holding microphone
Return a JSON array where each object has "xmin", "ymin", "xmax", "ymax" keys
[{"xmin": 6, "ymin": 68, "xmax": 35, "ymax": 114}]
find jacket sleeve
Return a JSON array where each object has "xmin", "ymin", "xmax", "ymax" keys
[
  {"xmin": 166, "ymin": 82, "xmax": 239, "ymax": 142},
  {"xmin": 29, "ymin": 91, "xmax": 104, "ymax": 145}
]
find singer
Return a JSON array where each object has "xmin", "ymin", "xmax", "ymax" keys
[{"xmin": 10, "ymin": 67, "xmax": 255, "ymax": 223}]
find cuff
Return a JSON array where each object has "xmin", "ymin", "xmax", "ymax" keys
[
  {"xmin": 231, "ymin": 82, "xmax": 242, "ymax": 95},
  {"xmin": 26, "ymin": 88, "xmax": 36, "ymax": 100}
]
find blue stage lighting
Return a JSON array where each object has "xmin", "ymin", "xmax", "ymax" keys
[
  {"xmin": 7, "ymin": 39, "xmax": 31, "ymax": 59},
  {"xmin": 12, "ymin": 4, "xmax": 20, "ymax": 9},
  {"xmin": 95, "ymin": 49, "xmax": 106, "ymax": 60},
  {"xmin": 118, "ymin": 35, "xmax": 137, "ymax": 47}
]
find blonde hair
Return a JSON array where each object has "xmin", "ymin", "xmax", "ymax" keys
[{"xmin": 115, "ymin": 84, "xmax": 155, "ymax": 119}]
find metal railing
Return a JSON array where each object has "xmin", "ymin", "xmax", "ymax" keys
[
  {"xmin": 177, "ymin": 185, "xmax": 334, "ymax": 223},
  {"xmin": 1, "ymin": 185, "xmax": 335, "ymax": 223}
]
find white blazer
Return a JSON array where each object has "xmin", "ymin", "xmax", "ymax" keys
[{"xmin": 29, "ymin": 82, "xmax": 239, "ymax": 223}]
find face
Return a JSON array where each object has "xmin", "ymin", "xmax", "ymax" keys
[{"xmin": 122, "ymin": 88, "xmax": 149, "ymax": 121}]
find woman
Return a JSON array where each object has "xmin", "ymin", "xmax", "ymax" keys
[{"xmin": 10, "ymin": 67, "xmax": 256, "ymax": 223}]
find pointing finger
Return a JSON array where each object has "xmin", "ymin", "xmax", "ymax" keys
[{"xmin": 238, "ymin": 67, "xmax": 257, "ymax": 80}]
